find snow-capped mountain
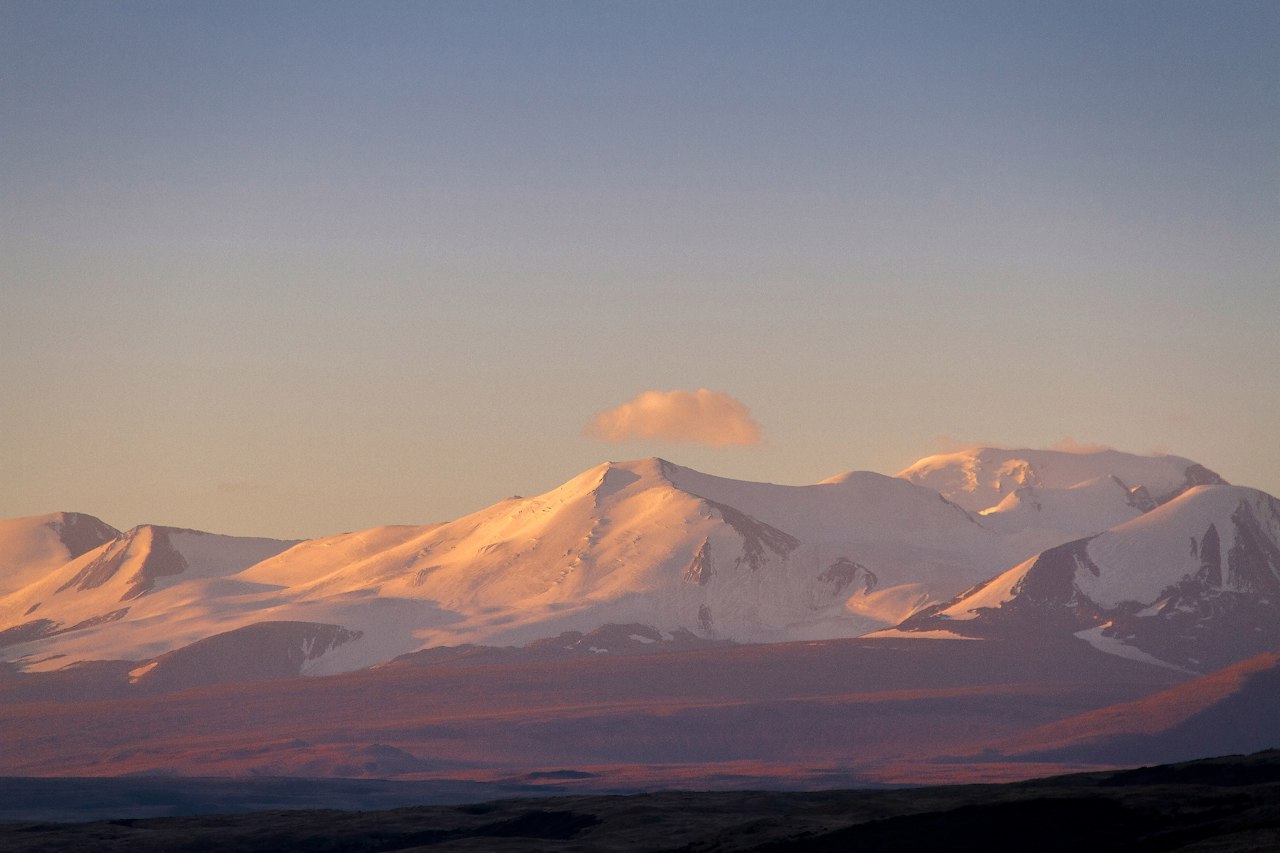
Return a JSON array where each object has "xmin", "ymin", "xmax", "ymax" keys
[
  {"xmin": 898, "ymin": 447, "xmax": 1225, "ymax": 527},
  {"xmin": 2, "ymin": 458, "xmax": 1021, "ymax": 673},
  {"xmin": 1, "ymin": 447, "xmax": 1270, "ymax": 678},
  {"xmin": 0, "ymin": 525, "xmax": 298, "ymax": 664},
  {"xmin": 0, "ymin": 512, "xmax": 119, "ymax": 596},
  {"xmin": 890, "ymin": 484, "xmax": 1280, "ymax": 672}
]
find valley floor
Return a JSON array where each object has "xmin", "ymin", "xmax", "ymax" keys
[
  {"xmin": 1, "ymin": 750, "xmax": 1277, "ymax": 852},
  {"xmin": 0, "ymin": 637, "xmax": 1185, "ymax": 782}
]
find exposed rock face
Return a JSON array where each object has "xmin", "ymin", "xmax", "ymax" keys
[
  {"xmin": 1123, "ymin": 483, "xmax": 1157, "ymax": 512},
  {"xmin": 684, "ymin": 540, "xmax": 713, "ymax": 585},
  {"xmin": 0, "ymin": 619, "xmax": 59, "ymax": 650},
  {"xmin": 818, "ymin": 558, "xmax": 877, "ymax": 596},
  {"xmin": 49, "ymin": 513, "xmax": 119, "ymax": 561},
  {"xmin": 702, "ymin": 500, "xmax": 800, "ymax": 571},
  {"xmin": 385, "ymin": 623, "xmax": 731, "ymax": 668},
  {"xmin": 0, "ymin": 609, "xmax": 131, "ymax": 650},
  {"xmin": 1154, "ymin": 464, "xmax": 1230, "ymax": 506}
]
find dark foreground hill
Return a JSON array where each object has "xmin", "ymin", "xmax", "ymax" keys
[{"xmin": 1, "ymin": 750, "xmax": 1277, "ymax": 852}]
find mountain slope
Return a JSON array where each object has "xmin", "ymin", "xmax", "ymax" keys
[
  {"xmin": 891, "ymin": 485, "xmax": 1280, "ymax": 671},
  {"xmin": 994, "ymin": 652, "xmax": 1280, "ymax": 765},
  {"xmin": 128, "ymin": 621, "xmax": 365, "ymax": 692},
  {"xmin": 233, "ymin": 457, "xmax": 1022, "ymax": 669},
  {"xmin": 0, "ymin": 512, "xmax": 119, "ymax": 596},
  {"xmin": 0, "ymin": 526, "xmax": 299, "ymax": 666}
]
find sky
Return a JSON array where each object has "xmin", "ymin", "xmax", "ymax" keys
[{"xmin": 2, "ymin": 1, "xmax": 1277, "ymax": 539}]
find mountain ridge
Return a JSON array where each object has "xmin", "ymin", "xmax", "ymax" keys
[{"xmin": 1, "ymin": 446, "xmax": 1273, "ymax": 679}]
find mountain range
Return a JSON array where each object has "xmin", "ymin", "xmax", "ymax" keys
[
  {"xmin": 1, "ymin": 445, "xmax": 1276, "ymax": 790},
  {"xmin": 1, "ymin": 447, "xmax": 1271, "ymax": 678}
]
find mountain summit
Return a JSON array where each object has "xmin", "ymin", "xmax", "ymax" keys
[
  {"xmin": 0, "ymin": 512, "xmax": 120, "ymax": 596},
  {"xmin": 898, "ymin": 447, "xmax": 1224, "ymax": 512}
]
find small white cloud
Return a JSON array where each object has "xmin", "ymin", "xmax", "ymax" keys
[{"xmin": 585, "ymin": 389, "xmax": 762, "ymax": 448}]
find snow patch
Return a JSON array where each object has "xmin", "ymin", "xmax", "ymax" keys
[
  {"xmin": 128, "ymin": 661, "xmax": 158, "ymax": 683},
  {"xmin": 863, "ymin": 628, "xmax": 980, "ymax": 641},
  {"xmin": 1074, "ymin": 625, "xmax": 1193, "ymax": 672}
]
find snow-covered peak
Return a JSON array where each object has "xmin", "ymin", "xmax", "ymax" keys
[
  {"xmin": 975, "ymin": 476, "xmax": 1147, "ymax": 539},
  {"xmin": 897, "ymin": 447, "xmax": 1223, "ymax": 514},
  {"xmin": 1, "ymin": 524, "xmax": 298, "ymax": 619},
  {"xmin": 1079, "ymin": 484, "xmax": 1280, "ymax": 607},
  {"xmin": 0, "ymin": 512, "xmax": 119, "ymax": 596},
  {"xmin": 521, "ymin": 457, "xmax": 677, "ymax": 512},
  {"xmin": 934, "ymin": 484, "xmax": 1278, "ymax": 619}
]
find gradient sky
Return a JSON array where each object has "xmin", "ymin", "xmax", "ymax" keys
[{"xmin": 3, "ymin": 1, "xmax": 1277, "ymax": 538}]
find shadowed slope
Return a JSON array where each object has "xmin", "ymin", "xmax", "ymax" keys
[{"xmin": 994, "ymin": 652, "xmax": 1280, "ymax": 765}]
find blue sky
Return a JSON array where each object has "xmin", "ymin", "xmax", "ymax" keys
[{"xmin": 3, "ymin": 2, "xmax": 1277, "ymax": 537}]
